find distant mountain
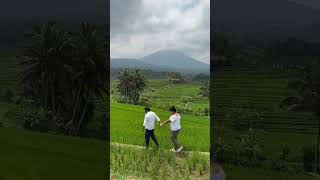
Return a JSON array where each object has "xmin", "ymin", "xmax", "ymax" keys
[
  {"xmin": 141, "ymin": 50, "xmax": 209, "ymax": 72},
  {"xmin": 111, "ymin": 58, "xmax": 171, "ymax": 71},
  {"xmin": 111, "ymin": 50, "xmax": 209, "ymax": 73},
  {"xmin": 213, "ymin": 0, "xmax": 320, "ymax": 35}
]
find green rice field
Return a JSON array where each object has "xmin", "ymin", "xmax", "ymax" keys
[{"xmin": 0, "ymin": 127, "xmax": 106, "ymax": 180}]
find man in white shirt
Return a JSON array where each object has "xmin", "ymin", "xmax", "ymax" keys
[
  {"xmin": 143, "ymin": 107, "xmax": 160, "ymax": 148},
  {"xmin": 160, "ymin": 106, "xmax": 183, "ymax": 152}
]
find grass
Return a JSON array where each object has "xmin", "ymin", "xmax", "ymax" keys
[
  {"xmin": 110, "ymin": 143, "xmax": 209, "ymax": 180},
  {"xmin": 0, "ymin": 127, "xmax": 107, "ymax": 180},
  {"xmin": 110, "ymin": 102, "xmax": 210, "ymax": 152}
]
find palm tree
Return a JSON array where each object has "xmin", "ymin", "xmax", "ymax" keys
[
  {"xmin": 20, "ymin": 21, "xmax": 108, "ymax": 135},
  {"xmin": 131, "ymin": 69, "xmax": 147, "ymax": 104},
  {"xmin": 20, "ymin": 21, "xmax": 72, "ymax": 128},
  {"xmin": 280, "ymin": 63, "xmax": 320, "ymax": 173},
  {"xmin": 66, "ymin": 22, "xmax": 108, "ymax": 135},
  {"xmin": 116, "ymin": 69, "xmax": 147, "ymax": 104}
]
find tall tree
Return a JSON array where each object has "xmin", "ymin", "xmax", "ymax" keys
[
  {"xmin": 66, "ymin": 22, "xmax": 108, "ymax": 135},
  {"xmin": 116, "ymin": 69, "xmax": 147, "ymax": 104},
  {"xmin": 20, "ymin": 21, "xmax": 71, "ymax": 129},
  {"xmin": 20, "ymin": 21, "xmax": 108, "ymax": 136}
]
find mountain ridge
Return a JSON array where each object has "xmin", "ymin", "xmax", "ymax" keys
[{"xmin": 111, "ymin": 50, "xmax": 209, "ymax": 73}]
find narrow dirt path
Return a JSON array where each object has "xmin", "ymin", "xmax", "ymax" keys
[{"xmin": 110, "ymin": 142, "xmax": 210, "ymax": 156}]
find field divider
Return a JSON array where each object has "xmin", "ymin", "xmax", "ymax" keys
[{"xmin": 110, "ymin": 142, "xmax": 210, "ymax": 156}]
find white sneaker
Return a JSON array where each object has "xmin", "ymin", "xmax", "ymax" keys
[
  {"xmin": 170, "ymin": 148, "xmax": 178, "ymax": 153},
  {"xmin": 177, "ymin": 146, "xmax": 183, "ymax": 152}
]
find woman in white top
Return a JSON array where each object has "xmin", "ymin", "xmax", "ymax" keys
[{"xmin": 160, "ymin": 106, "xmax": 183, "ymax": 152}]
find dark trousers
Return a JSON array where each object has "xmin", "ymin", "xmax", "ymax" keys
[{"xmin": 145, "ymin": 129, "xmax": 159, "ymax": 147}]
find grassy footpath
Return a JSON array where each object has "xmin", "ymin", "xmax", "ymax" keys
[
  {"xmin": 110, "ymin": 102, "xmax": 210, "ymax": 152},
  {"xmin": 0, "ymin": 127, "xmax": 107, "ymax": 180}
]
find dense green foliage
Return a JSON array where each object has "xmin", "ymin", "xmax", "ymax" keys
[{"xmin": 116, "ymin": 69, "xmax": 147, "ymax": 104}]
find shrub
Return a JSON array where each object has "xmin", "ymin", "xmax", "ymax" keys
[
  {"xmin": 181, "ymin": 96, "xmax": 192, "ymax": 103},
  {"xmin": 231, "ymin": 129, "xmax": 266, "ymax": 167}
]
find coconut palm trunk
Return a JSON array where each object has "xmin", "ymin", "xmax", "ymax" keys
[
  {"xmin": 76, "ymin": 102, "xmax": 88, "ymax": 132},
  {"xmin": 68, "ymin": 80, "xmax": 83, "ymax": 133}
]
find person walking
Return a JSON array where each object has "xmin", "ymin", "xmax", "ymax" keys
[
  {"xmin": 160, "ymin": 106, "xmax": 183, "ymax": 152},
  {"xmin": 143, "ymin": 107, "xmax": 160, "ymax": 149}
]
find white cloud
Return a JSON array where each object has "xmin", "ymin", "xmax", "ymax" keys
[{"xmin": 110, "ymin": 0, "xmax": 210, "ymax": 64}]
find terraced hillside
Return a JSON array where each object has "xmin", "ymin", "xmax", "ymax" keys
[
  {"xmin": 0, "ymin": 56, "xmax": 24, "ymax": 127},
  {"xmin": 111, "ymin": 79, "xmax": 209, "ymax": 114},
  {"xmin": 0, "ymin": 57, "xmax": 19, "ymax": 90},
  {"xmin": 213, "ymin": 69, "xmax": 317, "ymax": 134}
]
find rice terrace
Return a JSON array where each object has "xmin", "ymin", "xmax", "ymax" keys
[{"xmin": 110, "ymin": 74, "xmax": 211, "ymax": 179}]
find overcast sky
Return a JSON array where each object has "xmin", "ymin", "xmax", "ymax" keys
[{"xmin": 110, "ymin": 0, "xmax": 210, "ymax": 64}]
